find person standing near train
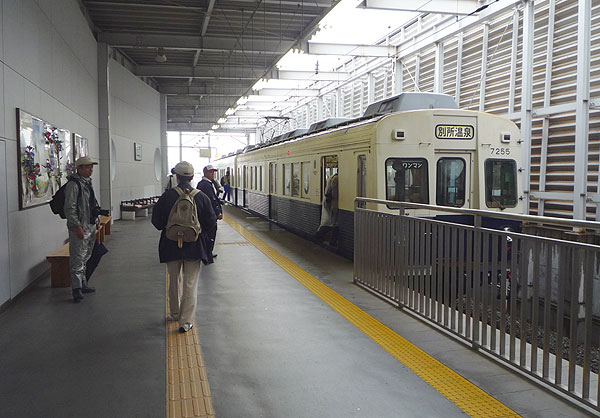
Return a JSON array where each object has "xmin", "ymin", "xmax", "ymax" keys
[
  {"xmin": 221, "ymin": 168, "xmax": 231, "ymax": 202},
  {"xmin": 197, "ymin": 164, "xmax": 222, "ymax": 258},
  {"xmin": 316, "ymin": 172, "xmax": 339, "ymax": 246}
]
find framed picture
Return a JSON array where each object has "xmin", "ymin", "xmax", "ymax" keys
[
  {"xmin": 17, "ymin": 109, "xmax": 71, "ymax": 209},
  {"xmin": 134, "ymin": 142, "xmax": 142, "ymax": 161},
  {"xmin": 73, "ymin": 133, "xmax": 88, "ymax": 161}
]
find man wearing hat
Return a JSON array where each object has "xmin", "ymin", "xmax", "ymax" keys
[
  {"xmin": 152, "ymin": 161, "xmax": 216, "ymax": 333},
  {"xmin": 64, "ymin": 156, "xmax": 101, "ymax": 303},
  {"xmin": 196, "ymin": 164, "xmax": 222, "ymax": 258}
]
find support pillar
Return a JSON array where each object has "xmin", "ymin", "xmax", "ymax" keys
[
  {"xmin": 97, "ymin": 42, "xmax": 113, "ymax": 215},
  {"xmin": 160, "ymin": 93, "xmax": 168, "ymax": 191}
]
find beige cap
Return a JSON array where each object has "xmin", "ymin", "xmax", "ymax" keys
[
  {"xmin": 172, "ymin": 161, "xmax": 194, "ymax": 176},
  {"xmin": 204, "ymin": 164, "xmax": 217, "ymax": 172},
  {"xmin": 75, "ymin": 156, "xmax": 98, "ymax": 167}
]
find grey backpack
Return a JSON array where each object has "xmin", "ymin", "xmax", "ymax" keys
[{"xmin": 165, "ymin": 187, "xmax": 202, "ymax": 247}]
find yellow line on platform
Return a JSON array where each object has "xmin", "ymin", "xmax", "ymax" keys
[
  {"xmin": 224, "ymin": 215, "xmax": 522, "ymax": 418},
  {"xmin": 165, "ymin": 269, "xmax": 215, "ymax": 418}
]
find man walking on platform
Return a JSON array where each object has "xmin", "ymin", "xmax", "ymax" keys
[
  {"xmin": 196, "ymin": 164, "xmax": 222, "ymax": 258},
  {"xmin": 64, "ymin": 156, "xmax": 101, "ymax": 303},
  {"xmin": 152, "ymin": 161, "xmax": 216, "ymax": 333}
]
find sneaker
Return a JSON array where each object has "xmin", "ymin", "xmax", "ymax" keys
[
  {"xmin": 72, "ymin": 289, "xmax": 84, "ymax": 303},
  {"xmin": 81, "ymin": 285, "xmax": 96, "ymax": 294},
  {"xmin": 179, "ymin": 323, "xmax": 193, "ymax": 333},
  {"xmin": 166, "ymin": 314, "xmax": 179, "ymax": 322}
]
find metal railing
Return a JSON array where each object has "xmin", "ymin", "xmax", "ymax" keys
[{"xmin": 354, "ymin": 198, "xmax": 600, "ymax": 415}]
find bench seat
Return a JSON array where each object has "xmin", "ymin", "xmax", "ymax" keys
[{"xmin": 46, "ymin": 243, "xmax": 70, "ymax": 288}]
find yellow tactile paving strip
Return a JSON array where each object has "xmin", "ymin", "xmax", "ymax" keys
[
  {"xmin": 224, "ymin": 215, "xmax": 523, "ymax": 418},
  {"xmin": 166, "ymin": 270, "xmax": 215, "ymax": 418}
]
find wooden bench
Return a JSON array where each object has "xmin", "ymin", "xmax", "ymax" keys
[
  {"xmin": 120, "ymin": 197, "xmax": 159, "ymax": 220},
  {"xmin": 100, "ymin": 215, "xmax": 112, "ymax": 235},
  {"xmin": 46, "ymin": 243, "xmax": 71, "ymax": 288}
]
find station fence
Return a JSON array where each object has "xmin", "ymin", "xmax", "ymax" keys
[{"xmin": 353, "ymin": 198, "xmax": 600, "ymax": 415}]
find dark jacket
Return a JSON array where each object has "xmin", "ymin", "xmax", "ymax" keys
[
  {"xmin": 196, "ymin": 178, "xmax": 222, "ymax": 217},
  {"xmin": 151, "ymin": 181, "xmax": 217, "ymax": 264}
]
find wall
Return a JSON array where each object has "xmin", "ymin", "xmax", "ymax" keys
[
  {"xmin": 109, "ymin": 60, "xmax": 162, "ymax": 219},
  {"xmin": 1, "ymin": 0, "xmax": 99, "ymax": 302}
]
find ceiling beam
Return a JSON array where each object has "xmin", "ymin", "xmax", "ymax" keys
[
  {"xmin": 159, "ymin": 85, "xmax": 246, "ymax": 95},
  {"xmin": 167, "ymin": 96, "xmax": 234, "ymax": 106},
  {"xmin": 270, "ymin": 69, "xmax": 350, "ymax": 81},
  {"xmin": 98, "ymin": 32, "xmax": 295, "ymax": 53},
  {"xmin": 358, "ymin": 0, "xmax": 480, "ymax": 15},
  {"xmin": 307, "ymin": 42, "xmax": 396, "ymax": 57},
  {"xmin": 136, "ymin": 65, "xmax": 266, "ymax": 80},
  {"xmin": 253, "ymin": 88, "xmax": 320, "ymax": 97}
]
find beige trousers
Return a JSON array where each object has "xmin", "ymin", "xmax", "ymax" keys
[{"xmin": 166, "ymin": 259, "xmax": 202, "ymax": 327}]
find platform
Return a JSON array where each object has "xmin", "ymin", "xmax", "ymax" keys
[{"xmin": 0, "ymin": 206, "xmax": 592, "ymax": 418}]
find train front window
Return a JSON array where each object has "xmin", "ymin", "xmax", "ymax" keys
[
  {"xmin": 385, "ymin": 158, "xmax": 429, "ymax": 203},
  {"xmin": 485, "ymin": 159, "xmax": 517, "ymax": 208},
  {"xmin": 436, "ymin": 158, "xmax": 466, "ymax": 207}
]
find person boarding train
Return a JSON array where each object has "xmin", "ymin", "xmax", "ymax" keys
[{"xmin": 196, "ymin": 164, "xmax": 222, "ymax": 258}]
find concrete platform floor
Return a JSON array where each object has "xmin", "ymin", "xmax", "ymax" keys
[{"xmin": 0, "ymin": 205, "xmax": 595, "ymax": 418}]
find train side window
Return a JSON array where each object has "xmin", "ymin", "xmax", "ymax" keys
[
  {"xmin": 269, "ymin": 163, "xmax": 277, "ymax": 194},
  {"xmin": 436, "ymin": 158, "xmax": 466, "ymax": 207},
  {"xmin": 259, "ymin": 166, "xmax": 263, "ymax": 192},
  {"xmin": 385, "ymin": 158, "xmax": 429, "ymax": 204},
  {"xmin": 283, "ymin": 164, "xmax": 291, "ymax": 196},
  {"xmin": 301, "ymin": 161, "xmax": 310, "ymax": 198},
  {"xmin": 485, "ymin": 159, "xmax": 517, "ymax": 208},
  {"xmin": 291, "ymin": 163, "xmax": 300, "ymax": 197}
]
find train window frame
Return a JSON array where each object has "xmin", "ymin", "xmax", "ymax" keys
[
  {"xmin": 291, "ymin": 163, "xmax": 300, "ymax": 197},
  {"xmin": 484, "ymin": 159, "xmax": 517, "ymax": 208},
  {"xmin": 385, "ymin": 158, "xmax": 429, "ymax": 205},
  {"xmin": 259, "ymin": 166, "xmax": 263, "ymax": 192},
  {"xmin": 283, "ymin": 163, "xmax": 291, "ymax": 196},
  {"xmin": 436, "ymin": 157, "xmax": 466, "ymax": 207},
  {"xmin": 301, "ymin": 161, "xmax": 310, "ymax": 198},
  {"xmin": 269, "ymin": 162, "xmax": 277, "ymax": 194}
]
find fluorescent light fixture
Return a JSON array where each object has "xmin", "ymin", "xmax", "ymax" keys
[
  {"xmin": 225, "ymin": 108, "xmax": 235, "ymax": 116},
  {"xmin": 237, "ymin": 96, "xmax": 249, "ymax": 105},
  {"xmin": 207, "ymin": 130, "xmax": 214, "ymax": 134},
  {"xmin": 211, "ymin": 124, "xmax": 219, "ymax": 130},
  {"xmin": 218, "ymin": 118, "xmax": 227, "ymax": 124}
]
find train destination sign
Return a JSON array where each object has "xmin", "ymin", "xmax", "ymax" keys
[{"xmin": 435, "ymin": 124, "xmax": 474, "ymax": 139}]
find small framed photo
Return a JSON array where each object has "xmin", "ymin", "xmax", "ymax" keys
[{"xmin": 134, "ymin": 142, "xmax": 142, "ymax": 161}]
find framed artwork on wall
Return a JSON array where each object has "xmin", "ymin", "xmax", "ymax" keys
[
  {"xmin": 16, "ymin": 109, "xmax": 71, "ymax": 209},
  {"xmin": 134, "ymin": 142, "xmax": 142, "ymax": 161},
  {"xmin": 73, "ymin": 133, "xmax": 88, "ymax": 161}
]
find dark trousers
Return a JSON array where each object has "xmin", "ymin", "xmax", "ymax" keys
[{"xmin": 207, "ymin": 223, "xmax": 218, "ymax": 254}]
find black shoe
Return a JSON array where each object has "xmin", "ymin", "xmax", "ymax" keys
[
  {"xmin": 72, "ymin": 289, "xmax": 84, "ymax": 303},
  {"xmin": 212, "ymin": 253, "xmax": 218, "ymax": 258},
  {"xmin": 82, "ymin": 285, "xmax": 96, "ymax": 294}
]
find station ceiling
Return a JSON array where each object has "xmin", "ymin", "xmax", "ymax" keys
[{"xmin": 78, "ymin": 0, "xmax": 481, "ymax": 133}]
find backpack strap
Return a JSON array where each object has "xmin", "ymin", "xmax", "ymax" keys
[
  {"xmin": 173, "ymin": 186, "xmax": 184, "ymax": 196},
  {"xmin": 189, "ymin": 189, "xmax": 199, "ymax": 198}
]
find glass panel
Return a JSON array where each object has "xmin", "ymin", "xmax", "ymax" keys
[
  {"xmin": 385, "ymin": 158, "xmax": 429, "ymax": 203},
  {"xmin": 292, "ymin": 163, "xmax": 300, "ymax": 197},
  {"xmin": 302, "ymin": 161, "xmax": 310, "ymax": 197},
  {"xmin": 485, "ymin": 159, "xmax": 517, "ymax": 208},
  {"xmin": 357, "ymin": 155, "xmax": 366, "ymax": 208},
  {"xmin": 259, "ymin": 166, "xmax": 263, "ymax": 192},
  {"xmin": 269, "ymin": 163, "xmax": 277, "ymax": 194},
  {"xmin": 283, "ymin": 164, "xmax": 291, "ymax": 196},
  {"xmin": 436, "ymin": 158, "xmax": 466, "ymax": 207}
]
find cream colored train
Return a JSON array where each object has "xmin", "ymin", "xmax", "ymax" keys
[{"xmin": 214, "ymin": 93, "xmax": 523, "ymax": 258}]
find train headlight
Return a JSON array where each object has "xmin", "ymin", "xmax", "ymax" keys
[
  {"xmin": 501, "ymin": 132, "xmax": 511, "ymax": 143},
  {"xmin": 392, "ymin": 129, "xmax": 406, "ymax": 140}
]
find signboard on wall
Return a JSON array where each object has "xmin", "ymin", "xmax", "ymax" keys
[{"xmin": 198, "ymin": 147, "xmax": 211, "ymax": 158}]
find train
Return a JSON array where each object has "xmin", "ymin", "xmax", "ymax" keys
[{"xmin": 213, "ymin": 92, "xmax": 524, "ymax": 259}]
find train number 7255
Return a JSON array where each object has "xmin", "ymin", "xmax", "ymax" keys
[{"xmin": 490, "ymin": 147, "xmax": 510, "ymax": 156}]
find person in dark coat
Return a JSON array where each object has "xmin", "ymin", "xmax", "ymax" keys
[
  {"xmin": 151, "ymin": 161, "xmax": 216, "ymax": 333},
  {"xmin": 196, "ymin": 164, "xmax": 222, "ymax": 258}
]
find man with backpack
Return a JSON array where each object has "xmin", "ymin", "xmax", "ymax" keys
[
  {"xmin": 151, "ymin": 161, "xmax": 216, "ymax": 333},
  {"xmin": 64, "ymin": 156, "xmax": 101, "ymax": 303}
]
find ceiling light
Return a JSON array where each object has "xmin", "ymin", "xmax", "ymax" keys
[
  {"xmin": 226, "ymin": 108, "xmax": 235, "ymax": 115},
  {"xmin": 218, "ymin": 118, "xmax": 227, "ymax": 124},
  {"xmin": 155, "ymin": 48, "xmax": 167, "ymax": 63},
  {"xmin": 211, "ymin": 124, "xmax": 219, "ymax": 130}
]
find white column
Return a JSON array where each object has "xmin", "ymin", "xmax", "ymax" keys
[
  {"xmin": 455, "ymin": 33, "xmax": 463, "ymax": 105},
  {"xmin": 520, "ymin": 0, "xmax": 535, "ymax": 214},
  {"xmin": 160, "ymin": 93, "xmax": 169, "ymax": 191},
  {"xmin": 97, "ymin": 42, "xmax": 113, "ymax": 215},
  {"xmin": 434, "ymin": 42, "xmax": 444, "ymax": 94},
  {"xmin": 479, "ymin": 24, "xmax": 489, "ymax": 112},
  {"xmin": 574, "ymin": 0, "xmax": 591, "ymax": 220}
]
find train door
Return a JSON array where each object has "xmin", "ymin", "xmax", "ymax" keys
[
  {"xmin": 242, "ymin": 165, "xmax": 248, "ymax": 207},
  {"xmin": 268, "ymin": 162, "xmax": 277, "ymax": 219},
  {"xmin": 435, "ymin": 154, "xmax": 471, "ymax": 208},
  {"xmin": 357, "ymin": 154, "xmax": 367, "ymax": 208}
]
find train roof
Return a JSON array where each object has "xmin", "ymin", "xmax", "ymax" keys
[
  {"xmin": 363, "ymin": 92, "xmax": 458, "ymax": 118},
  {"xmin": 307, "ymin": 118, "xmax": 353, "ymax": 134}
]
